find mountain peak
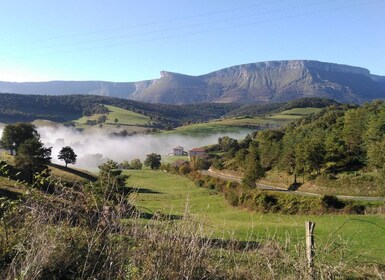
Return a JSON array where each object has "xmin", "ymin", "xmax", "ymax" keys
[{"xmin": 0, "ymin": 60, "xmax": 383, "ymax": 104}]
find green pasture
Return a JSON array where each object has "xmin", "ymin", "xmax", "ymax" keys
[
  {"xmin": 75, "ymin": 105, "xmax": 151, "ymax": 126},
  {"xmin": 268, "ymin": 107, "xmax": 322, "ymax": 119},
  {"xmin": 161, "ymin": 155, "xmax": 189, "ymax": 164},
  {"xmin": 278, "ymin": 107, "xmax": 323, "ymax": 115},
  {"xmin": 163, "ymin": 122, "xmax": 254, "ymax": 136},
  {"xmin": 165, "ymin": 108, "xmax": 321, "ymax": 136},
  {"xmin": 104, "ymin": 105, "xmax": 151, "ymax": 125},
  {"xmin": 125, "ymin": 169, "xmax": 385, "ymax": 263}
]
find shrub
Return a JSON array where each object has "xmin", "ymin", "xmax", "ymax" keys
[{"xmin": 321, "ymin": 195, "xmax": 345, "ymax": 210}]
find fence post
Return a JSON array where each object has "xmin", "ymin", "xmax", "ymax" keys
[{"xmin": 305, "ymin": 221, "xmax": 316, "ymax": 277}]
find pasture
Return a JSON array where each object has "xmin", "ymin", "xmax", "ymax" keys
[
  {"xmin": 164, "ymin": 107, "xmax": 322, "ymax": 136},
  {"xmin": 125, "ymin": 169, "xmax": 385, "ymax": 263}
]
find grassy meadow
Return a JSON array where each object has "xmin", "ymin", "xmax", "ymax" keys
[
  {"xmin": 125, "ymin": 169, "xmax": 385, "ymax": 263},
  {"xmin": 163, "ymin": 107, "xmax": 322, "ymax": 136},
  {"xmin": 73, "ymin": 105, "xmax": 153, "ymax": 134}
]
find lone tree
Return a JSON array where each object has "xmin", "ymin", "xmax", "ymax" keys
[
  {"xmin": 144, "ymin": 153, "xmax": 161, "ymax": 170},
  {"xmin": 58, "ymin": 146, "xmax": 77, "ymax": 167}
]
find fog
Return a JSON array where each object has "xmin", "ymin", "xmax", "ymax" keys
[{"xmin": 27, "ymin": 125, "xmax": 251, "ymax": 170}]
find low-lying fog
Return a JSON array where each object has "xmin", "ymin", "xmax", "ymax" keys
[{"xmin": 0, "ymin": 125, "xmax": 251, "ymax": 170}]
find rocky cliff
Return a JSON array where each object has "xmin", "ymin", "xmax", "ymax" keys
[{"xmin": 1, "ymin": 60, "xmax": 384, "ymax": 104}]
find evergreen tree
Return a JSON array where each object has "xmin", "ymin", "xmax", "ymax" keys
[
  {"xmin": 242, "ymin": 142, "xmax": 265, "ymax": 188},
  {"xmin": 15, "ymin": 138, "xmax": 52, "ymax": 184},
  {"xmin": 0, "ymin": 123, "xmax": 39, "ymax": 154}
]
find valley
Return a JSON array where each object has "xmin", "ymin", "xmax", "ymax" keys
[{"xmin": 0, "ymin": 95, "xmax": 384, "ymax": 278}]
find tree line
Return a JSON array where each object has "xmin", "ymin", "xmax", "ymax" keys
[
  {"xmin": 207, "ymin": 100, "xmax": 385, "ymax": 187},
  {"xmin": 0, "ymin": 93, "xmax": 336, "ymax": 128}
]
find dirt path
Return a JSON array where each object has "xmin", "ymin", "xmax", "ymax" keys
[{"xmin": 199, "ymin": 169, "xmax": 385, "ymax": 202}]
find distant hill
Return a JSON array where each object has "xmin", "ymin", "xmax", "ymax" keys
[
  {"xmin": 0, "ymin": 94, "xmax": 335, "ymax": 127},
  {"xmin": 1, "ymin": 60, "xmax": 385, "ymax": 104}
]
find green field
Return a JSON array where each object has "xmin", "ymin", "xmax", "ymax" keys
[
  {"xmin": 161, "ymin": 155, "xmax": 189, "ymax": 164},
  {"xmin": 125, "ymin": 169, "xmax": 385, "ymax": 263},
  {"xmin": 278, "ymin": 107, "xmax": 323, "ymax": 115},
  {"xmin": 164, "ymin": 107, "xmax": 321, "ymax": 136},
  {"xmin": 268, "ymin": 107, "xmax": 322, "ymax": 119},
  {"xmin": 163, "ymin": 122, "xmax": 255, "ymax": 136},
  {"xmin": 73, "ymin": 105, "xmax": 153, "ymax": 134},
  {"xmin": 75, "ymin": 105, "xmax": 151, "ymax": 126}
]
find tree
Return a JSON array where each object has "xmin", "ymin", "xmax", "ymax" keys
[
  {"xmin": 242, "ymin": 142, "xmax": 265, "ymax": 188},
  {"xmin": 0, "ymin": 123, "xmax": 39, "ymax": 154},
  {"xmin": 256, "ymin": 130, "xmax": 283, "ymax": 169},
  {"xmin": 96, "ymin": 160, "xmax": 129, "ymax": 202},
  {"xmin": 14, "ymin": 138, "xmax": 52, "ymax": 184},
  {"xmin": 144, "ymin": 153, "xmax": 161, "ymax": 170},
  {"xmin": 58, "ymin": 146, "xmax": 77, "ymax": 167},
  {"xmin": 130, "ymin": 158, "xmax": 142, "ymax": 170},
  {"xmin": 98, "ymin": 115, "xmax": 107, "ymax": 124},
  {"xmin": 114, "ymin": 118, "xmax": 119, "ymax": 125}
]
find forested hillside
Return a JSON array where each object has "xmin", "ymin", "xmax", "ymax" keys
[
  {"xmin": 0, "ymin": 93, "xmax": 239, "ymax": 127},
  {"xmin": 209, "ymin": 100, "xmax": 385, "ymax": 193},
  {"xmin": 0, "ymin": 93, "xmax": 335, "ymax": 128}
]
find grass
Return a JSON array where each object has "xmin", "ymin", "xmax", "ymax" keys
[
  {"xmin": 125, "ymin": 169, "xmax": 385, "ymax": 263},
  {"xmin": 75, "ymin": 105, "xmax": 151, "ymax": 126},
  {"xmin": 164, "ymin": 108, "xmax": 321, "ymax": 136},
  {"xmin": 49, "ymin": 164, "xmax": 98, "ymax": 182},
  {"xmin": 163, "ymin": 122, "xmax": 254, "ymax": 136},
  {"xmin": 161, "ymin": 155, "xmax": 189, "ymax": 164},
  {"xmin": 278, "ymin": 107, "xmax": 323, "ymax": 115},
  {"xmin": 104, "ymin": 105, "xmax": 151, "ymax": 125},
  {"xmin": 72, "ymin": 105, "xmax": 153, "ymax": 134},
  {"xmin": 261, "ymin": 169, "xmax": 385, "ymax": 197}
]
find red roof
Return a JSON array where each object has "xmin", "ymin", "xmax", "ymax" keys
[{"xmin": 190, "ymin": 147, "xmax": 205, "ymax": 152}]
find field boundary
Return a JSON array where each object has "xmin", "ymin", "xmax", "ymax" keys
[{"xmin": 200, "ymin": 169, "xmax": 385, "ymax": 202}]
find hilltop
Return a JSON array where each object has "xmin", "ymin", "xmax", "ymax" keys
[
  {"xmin": 1, "ymin": 60, "xmax": 384, "ymax": 104},
  {"xmin": 0, "ymin": 93, "xmax": 335, "ymax": 128}
]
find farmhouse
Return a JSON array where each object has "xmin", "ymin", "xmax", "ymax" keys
[
  {"xmin": 173, "ymin": 146, "xmax": 184, "ymax": 156},
  {"xmin": 189, "ymin": 147, "xmax": 206, "ymax": 158}
]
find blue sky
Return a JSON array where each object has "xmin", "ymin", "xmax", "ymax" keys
[{"xmin": 0, "ymin": 0, "xmax": 384, "ymax": 82}]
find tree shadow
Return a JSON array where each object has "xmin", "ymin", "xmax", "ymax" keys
[
  {"xmin": 49, "ymin": 163, "xmax": 97, "ymax": 182},
  {"xmin": 287, "ymin": 182, "xmax": 302, "ymax": 191},
  {"xmin": 138, "ymin": 211, "xmax": 183, "ymax": 220},
  {"xmin": 126, "ymin": 187, "xmax": 163, "ymax": 194}
]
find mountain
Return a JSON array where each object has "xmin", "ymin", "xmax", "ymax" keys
[{"xmin": 1, "ymin": 60, "xmax": 385, "ymax": 104}]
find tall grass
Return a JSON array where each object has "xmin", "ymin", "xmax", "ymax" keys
[{"xmin": 0, "ymin": 182, "xmax": 383, "ymax": 279}]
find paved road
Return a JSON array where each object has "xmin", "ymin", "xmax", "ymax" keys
[{"xmin": 199, "ymin": 169, "xmax": 385, "ymax": 202}]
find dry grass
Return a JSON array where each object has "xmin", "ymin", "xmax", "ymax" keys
[{"xmin": 0, "ymin": 178, "xmax": 384, "ymax": 279}]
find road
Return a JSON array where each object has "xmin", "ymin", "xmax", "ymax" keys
[{"xmin": 199, "ymin": 169, "xmax": 385, "ymax": 202}]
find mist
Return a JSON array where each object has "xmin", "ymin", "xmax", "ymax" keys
[{"xmin": 30, "ymin": 125, "xmax": 251, "ymax": 170}]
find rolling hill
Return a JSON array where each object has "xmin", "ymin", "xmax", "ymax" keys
[{"xmin": 1, "ymin": 60, "xmax": 385, "ymax": 104}]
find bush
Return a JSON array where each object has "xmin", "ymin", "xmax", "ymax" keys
[
  {"xmin": 178, "ymin": 165, "xmax": 191, "ymax": 175},
  {"xmin": 321, "ymin": 195, "xmax": 345, "ymax": 210}
]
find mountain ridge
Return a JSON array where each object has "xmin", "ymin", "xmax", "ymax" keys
[{"xmin": 1, "ymin": 60, "xmax": 384, "ymax": 104}]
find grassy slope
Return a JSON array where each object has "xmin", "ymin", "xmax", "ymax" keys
[
  {"xmin": 103, "ymin": 105, "xmax": 151, "ymax": 125},
  {"xmin": 163, "ymin": 107, "xmax": 321, "ymax": 136},
  {"xmin": 76, "ymin": 105, "xmax": 150, "ymax": 126},
  {"xmin": 74, "ymin": 105, "xmax": 152, "ymax": 133},
  {"xmin": 261, "ymin": 169, "xmax": 385, "ymax": 197},
  {"xmin": 125, "ymin": 169, "xmax": 385, "ymax": 263}
]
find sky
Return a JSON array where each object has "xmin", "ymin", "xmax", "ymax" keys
[{"xmin": 0, "ymin": 0, "xmax": 384, "ymax": 82}]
